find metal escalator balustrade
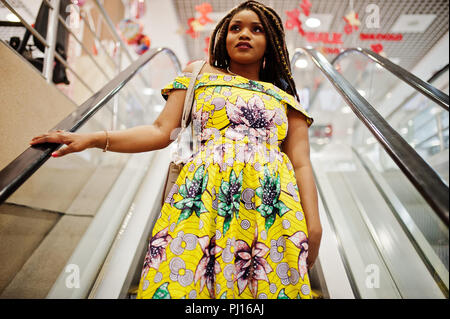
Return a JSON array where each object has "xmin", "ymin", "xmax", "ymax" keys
[
  {"xmin": 0, "ymin": 46, "xmax": 182, "ymax": 298},
  {"xmin": 0, "ymin": 47, "xmax": 182, "ymax": 206},
  {"xmin": 330, "ymin": 48, "xmax": 449, "ymax": 186},
  {"xmin": 291, "ymin": 47, "xmax": 448, "ymax": 298},
  {"xmin": 292, "ymin": 47, "xmax": 448, "ymax": 226},
  {"xmin": 332, "ymin": 48, "xmax": 449, "ymax": 112}
]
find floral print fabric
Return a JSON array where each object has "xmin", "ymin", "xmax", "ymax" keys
[{"xmin": 137, "ymin": 73, "xmax": 313, "ymax": 299}]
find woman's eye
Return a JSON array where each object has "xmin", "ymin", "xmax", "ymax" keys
[
  {"xmin": 254, "ymin": 26, "xmax": 264, "ymax": 33},
  {"xmin": 230, "ymin": 25, "xmax": 240, "ymax": 31}
]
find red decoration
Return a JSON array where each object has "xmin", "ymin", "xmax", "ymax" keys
[
  {"xmin": 360, "ymin": 33, "xmax": 403, "ymax": 41},
  {"xmin": 72, "ymin": 0, "xmax": 86, "ymax": 6},
  {"xmin": 135, "ymin": 0, "xmax": 146, "ymax": 19},
  {"xmin": 285, "ymin": 8, "xmax": 305, "ymax": 36},
  {"xmin": 117, "ymin": 19, "xmax": 143, "ymax": 44},
  {"xmin": 300, "ymin": 0, "xmax": 312, "ymax": 17},
  {"xmin": 343, "ymin": 11, "xmax": 360, "ymax": 34},
  {"xmin": 135, "ymin": 34, "xmax": 150, "ymax": 55},
  {"xmin": 195, "ymin": 2, "xmax": 213, "ymax": 25},
  {"xmin": 204, "ymin": 36, "xmax": 210, "ymax": 55},
  {"xmin": 186, "ymin": 17, "xmax": 199, "ymax": 38},
  {"xmin": 370, "ymin": 43, "xmax": 384, "ymax": 54}
]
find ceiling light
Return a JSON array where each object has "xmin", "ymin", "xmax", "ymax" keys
[
  {"xmin": 6, "ymin": 13, "xmax": 20, "ymax": 22},
  {"xmin": 390, "ymin": 14, "xmax": 436, "ymax": 33},
  {"xmin": 154, "ymin": 104, "xmax": 164, "ymax": 112},
  {"xmin": 143, "ymin": 88, "xmax": 155, "ymax": 95},
  {"xmin": 295, "ymin": 58, "xmax": 308, "ymax": 69},
  {"xmin": 430, "ymin": 107, "xmax": 441, "ymax": 115},
  {"xmin": 305, "ymin": 17, "xmax": 321, "ymax": 28}
]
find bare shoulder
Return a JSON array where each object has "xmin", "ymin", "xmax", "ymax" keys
[{"xmin": 182, "ymin": 61, "xmax": 228, "ymax": 75}]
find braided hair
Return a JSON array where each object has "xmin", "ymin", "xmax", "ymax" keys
[{"xmin": 209, "ymin": 0, "xmax": 300, "ymax": 102}]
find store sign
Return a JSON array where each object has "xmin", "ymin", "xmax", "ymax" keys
[
  {"xmin": 359, "ymin": 33, "xmax": 403, "ymax": 41},
  {"xmin": 304, "ymin": 32, "xmax": 343, "ymax": 44}
]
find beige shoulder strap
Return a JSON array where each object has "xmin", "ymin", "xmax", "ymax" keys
[{"xmin": 181, "ymin": 60, "xmax": 206, "ymax": 129}]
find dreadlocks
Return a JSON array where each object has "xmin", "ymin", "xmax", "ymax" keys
[{"xmin": 209, "ymin": 0, "xmax": 300, "ymax": 102}]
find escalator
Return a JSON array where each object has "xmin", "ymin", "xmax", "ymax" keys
[
  {"xmin": 291, "ymin": 48, "xmax": 448, "ymax": 298},
  {"xmin": 0, "ymin": 47, "xmax": 182, "ymax": 298},
  {"xmin": 0, "ymin": 44, "xmax": 448, "ymax": 299}
]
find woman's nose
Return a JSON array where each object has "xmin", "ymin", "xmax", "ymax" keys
[{"xmin": 238, "ymin": 28, "xmax": 251, "ymax": 39}]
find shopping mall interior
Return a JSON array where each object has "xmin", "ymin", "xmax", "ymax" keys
[{"xmin": 0, "ymin": 0, "xmax": 448, "ymax": 299}]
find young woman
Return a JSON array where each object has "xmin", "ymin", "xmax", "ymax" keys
[{"xmin": 30, "ymin": 1, "xmax": 322, "ymax": 299}]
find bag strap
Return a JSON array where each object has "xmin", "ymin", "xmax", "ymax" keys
[
  {"xmin": 181, "ymin": 60, "xmax": 206, "ymax": 130},
  {"xmin": 172, "ymin": 60, "xmax": 206, "ymax": 163}
]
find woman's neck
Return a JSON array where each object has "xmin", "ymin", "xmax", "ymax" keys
[{"xmin": 227, "ymin": 61, "xmax": 261, "ymax": 81}]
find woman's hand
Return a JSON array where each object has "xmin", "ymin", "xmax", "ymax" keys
[
  {"xmin": 306, "ymin": 225, "xmax": 322, "ymax": 269},
  {"xmin": 29, "ymin": 130, "xmax": 99, "ymax": 157}
]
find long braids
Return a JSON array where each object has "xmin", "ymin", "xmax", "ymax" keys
[{"xmin": 209, "ymin": 1, "xmax": 300, "ymax": 103}]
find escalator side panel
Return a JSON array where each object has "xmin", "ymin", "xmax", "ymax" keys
[{"xmin": 312, "ymin": 160, "xmax": 401, "ymax": 298}]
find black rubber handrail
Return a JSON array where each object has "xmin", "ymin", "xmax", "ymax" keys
[
  {"xmin": 428, "ymin": 64, "xmax": 449, "ymax": 84},
  {"xmin": 331, "ymin": 48, "xmax": 449, "ymax": 112},
  {"xmin": 0, "ymin": 47, "xmax": 182, "ymax": 205},
  {"xmin": 291, "ymin": 48, "xmax": 449, "ymax": 226}
]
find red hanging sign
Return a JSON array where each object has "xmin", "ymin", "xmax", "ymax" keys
[
  {"xmin": 360, "ymin": 33, "xmax": 403, "ymax": 41},
  {"xmin": 305, "ymin": 32, "xmax": 343, "ymax": 44}
]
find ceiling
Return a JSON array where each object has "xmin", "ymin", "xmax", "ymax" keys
[
  {"xmin": 1, "ymin": 0, "xmax": 447, "ymax": 71},
  {"xmin": 173, "ymin": 0, "xmax": 449, "ymax": 71}
]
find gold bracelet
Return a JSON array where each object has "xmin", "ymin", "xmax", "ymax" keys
[{"xmin": 103, "ymin": 130, "xmax": 110, "ymax": 152}]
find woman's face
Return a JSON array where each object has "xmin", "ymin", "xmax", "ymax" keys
[{"xmin": 226, "ymin": 9, "xmax": 267, "ymax": 66}]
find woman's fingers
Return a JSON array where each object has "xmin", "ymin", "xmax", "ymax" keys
[
  {"xmin": 52, "ymin": 145, "xmax": 72, "ymax": 157},
  {"xmin": 30, "ymin": 131, "xmax": 91, "ymax": 158},
  {"xmin": 30, "ymin": 130, "xmax": 69, "ymax": 145},
  {"xmin": 30, "ymin": 131, "xmax": 77, "ymax": 157}
]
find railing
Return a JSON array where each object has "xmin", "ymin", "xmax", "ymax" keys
[
  {"xmin": 328, "ymin": 47, "xmax": 449, "ymax": 181},
  {"xmin": 291, "ymin": 47, "xmax": 448, "ymax": 297},
  {"xmin": 291, "ymin": 47, "xmax": 449, "ymax": 226},
  {"xmin": 331, "ymin": 48, "xmax": 449, "ymax": 112},
  {"xmin": 0, "ymin": 46, "xmax": 182, "ymax": 205},
  {"xmin": 0, "ymin": 0, "xmax": 136, "ymax": 99}
]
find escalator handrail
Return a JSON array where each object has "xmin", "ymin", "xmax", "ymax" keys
[
  {"xmin": 385, "ymin": 64, "xmax": 449, "ymax": 121},
  {"xmin": 292, "ymin": 48, "xmax": 449, "ymax": 226},
  {"xmin": 0, "ymin": 47, "xmax": 182, "ymax": 205},
  {"xmin": 331, "ymin": 47, "xmax": 449, "ymax": 112}
]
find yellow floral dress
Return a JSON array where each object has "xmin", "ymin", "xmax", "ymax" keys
[{"xmin": 137, "ymin": 73, "xmax": 313, "ymax": 299}]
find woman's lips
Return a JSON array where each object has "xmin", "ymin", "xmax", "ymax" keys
[{"xmin": 236, "ymin": 42, "xmax": 252, "ymax": 49}]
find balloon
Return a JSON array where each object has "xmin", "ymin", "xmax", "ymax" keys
[
  {"xmin": 117, "ymin": 18, "xmax": 142, "ymax": 44},
  {"xmin": 135, "ymin": 34, "xmax": 151, "ymax": 55}
]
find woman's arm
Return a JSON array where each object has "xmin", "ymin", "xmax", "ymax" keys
[
  {"xmin": 281, "ymin": 107, "xmax": 322, "ymax": 269},
  {"xmin": 30, "ymin": 80, "xmax": 189, "ymax": 157}
]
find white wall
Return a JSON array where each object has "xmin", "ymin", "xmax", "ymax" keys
[
  {"xmin": 141, "ymin": 0, "xmax": 190, "ymax": 68},
  {"xmin": 409, "ymin": 32, "xmax": 449, "ymax": 81}
]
